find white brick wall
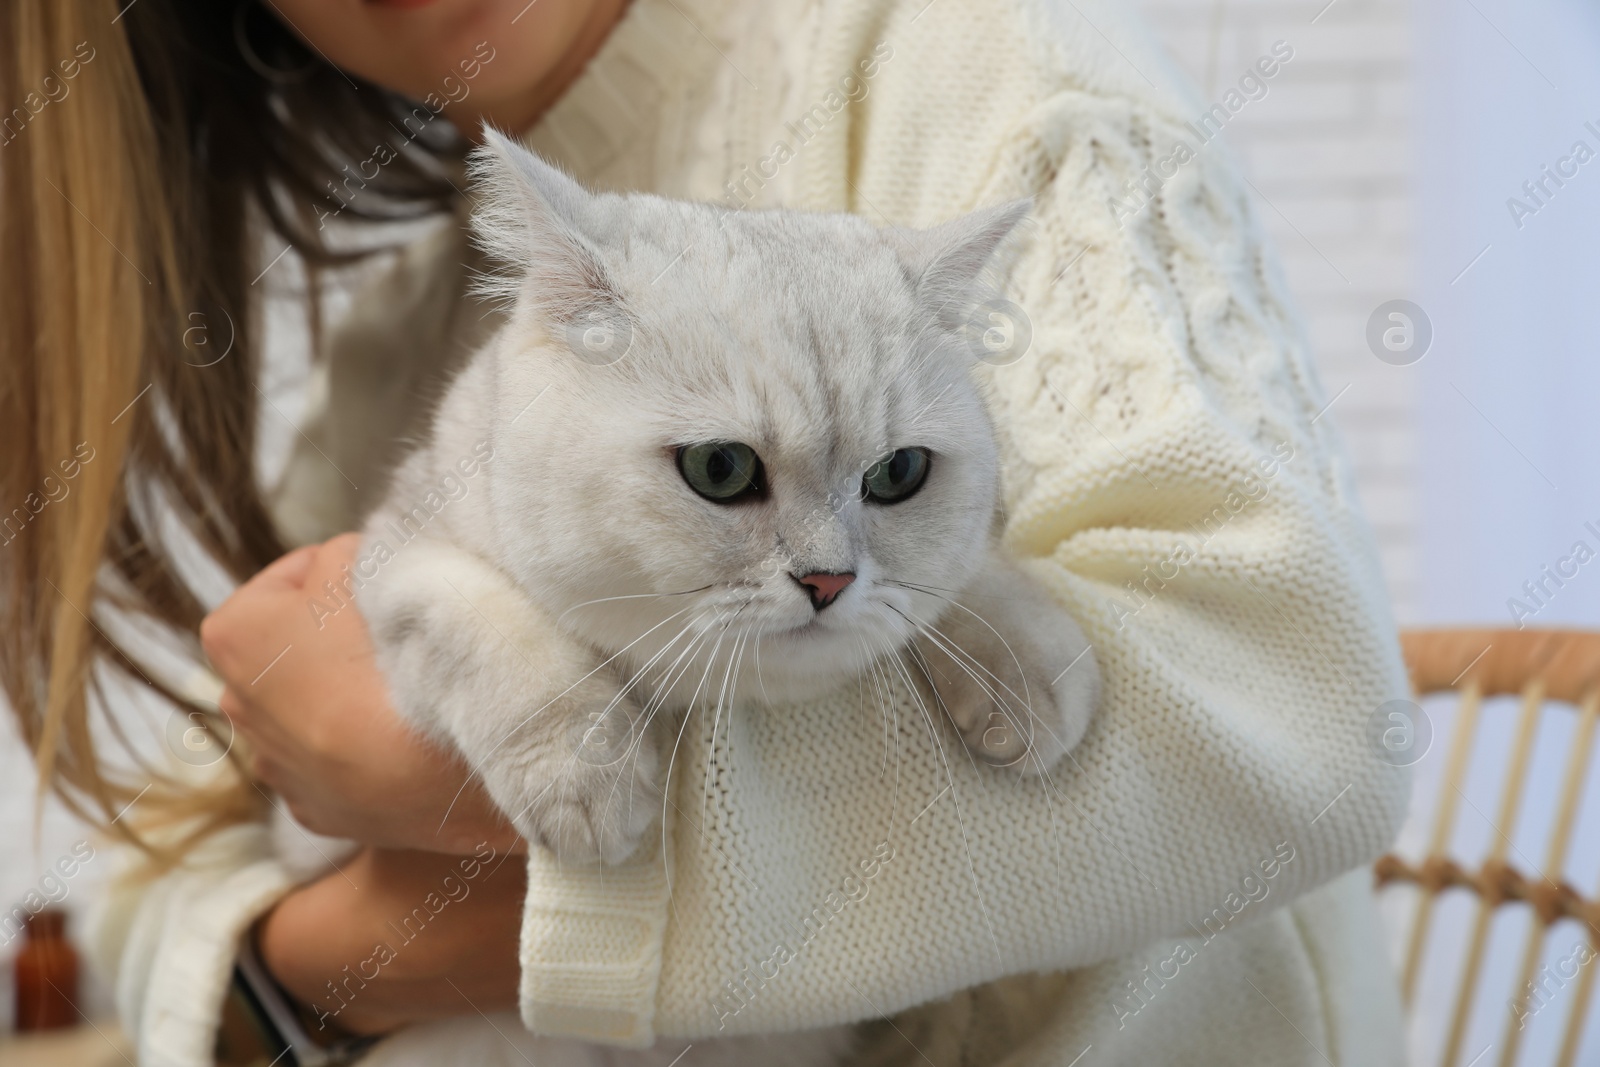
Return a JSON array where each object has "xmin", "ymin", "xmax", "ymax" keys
[{"xmin": 1137, "ymin": 0, "xmax": 1419, "ymax": 622}]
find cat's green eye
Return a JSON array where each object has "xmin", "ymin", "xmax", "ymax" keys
[
  {"xmin": 678, "ymin": 442, "xmax": 765, "ymax": 503},
  {"xmin": 862, "ymin": 448, "xmax": 931, "ymax": 504}
]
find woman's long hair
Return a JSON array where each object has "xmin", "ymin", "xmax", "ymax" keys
[{"xmin": 0, "ymin": 0, "xmax": 460, "ymax": 859}]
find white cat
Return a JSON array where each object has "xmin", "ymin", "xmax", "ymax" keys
[{"xmin": 319, "ymin": 131, "xmax": 1099, "ymax": 1066}]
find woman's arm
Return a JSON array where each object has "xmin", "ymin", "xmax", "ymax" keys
[
  {"xmin": 254, "ymin": 846, "xmax": 524, "ymax": 1036},
  {"xmin": 197, "ymin": 535, "xmax": 536, "ymax": 1025},
  {"xmin": 92, "ymin": 538, "xmax": 528, "ymax": 1066},
  {"xmin": 94, "ymin": 535, "xmax": 533, "ymax": 1064}
]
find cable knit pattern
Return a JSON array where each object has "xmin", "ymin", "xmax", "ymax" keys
[{"xmin": 91, "ymin": 0, "xmax": 1410, "ymax": 1062}]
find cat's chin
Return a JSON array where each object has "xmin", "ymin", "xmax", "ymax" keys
[{"xmin": 725, "ymin": 624, "xmax": 906, "ymax": 705}]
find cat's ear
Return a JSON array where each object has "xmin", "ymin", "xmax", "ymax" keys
[
  {"xmin": 467, "ymin": 127, "xmax": 624, "ymax": 324},
  {"xmin": 894, "ymin": 199, "xmax": 1032, "ymax": 331}
]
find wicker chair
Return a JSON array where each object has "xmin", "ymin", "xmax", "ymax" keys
[{"xmin": 1378, "ymin": 629, "xmax": 1600, "ymax": 1067}]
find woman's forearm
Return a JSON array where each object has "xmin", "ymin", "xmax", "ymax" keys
[{"xmin": 256, "ymin": 846, "xmax": 525, "ymax": 1036}]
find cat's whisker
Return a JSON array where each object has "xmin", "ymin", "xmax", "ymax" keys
[
  {"xmin": 596, "ymin": 626, "xmax": 719, "ymax": 864},
  {"xmin": 478, "ymin": 602, "xmax": 700, "ymax": 752},
  {"xmin": 895, "ymin": 601, "xmax": 1035, "ymax": 721},
  {"xmin": 703, "ymin": 619, "xmax": 756, "ymax": 830},
  {"xmin": 881, "ymin": 602, "xmax": 995, "ymax": 699},
  {"xmin": 552, "ymin": 584, "xmax": 719, "ymax": 628},
  {"xmin": 646, "ymin": 605, "xmax": 743, "ymax": 837},
  {"xmin": 915, "ymin": 598, "xmax": 1035, "ymax": 713},
  {"xmin": 682, "ymin": 607, "xmax": 745, "ymax": 731},
  {"xmin": 752, "ymin": 625, "xmax": 774, "ymax": 707},
  {"xmin": 610, "ymin": 627, "xmax": 714, "ymax": 844},
  {"xmin": 607, "ymin": 614, "xmax": 721, "ymax": 782},
  {"xmin": 908, "ymin": 619, "xmax": 1033, "ymax": 761},
  {"xmin": 876, "ymin": 644, "xmax": 1005, "ymax": 959},
  {"xmin": 882, "ymin": 601, "xmax": 1045, "ymax": 778},
  {"xmin": 640, "ymin": 623, "xmax": 715, "ymax": 720},
  {"xmin": 563, "ymin": 613, "xmax": 710, "ymax": 788},
  {"xmin": 898, "ymin": 609, "xmax": 1058, "ymax": 780},
  {"xmin": 877, "ymin": 655, "xmax": 908, "ymax": 788},
  {"xmin": 659, "ymin": 694, "xmax": 701, "ymax": 913},
  {"xmin": 892, "ymin": 625, "xmax": 993, "ymax": 779},
  {"xmin": 504, "ymin": 615, "xmax": 717, "ymax": 863},
  {"xmin": 858, "ymin": 638, "xmax": 895, "ymax": 782},
  {"xmin": 606, "ymin": 610, "xmax": 719, "ymax": 727},
  {"xmin": 901, "ymin": 628, "xmax": 1067, "ymax": 834},
  {"xmin": 714, "ymin": 614, "xmax": 754, "ymax": 710},
  {"xmin": 863, "ymin": 600, "xmax": 967, "ymax": 777},
  {"xmin": 883, "ymin": 578, "xmax": 1023, "ymax": 602},
  {"xmin": 629, "ymin": 601, "xmax": 738, "ymax": 748},
  {"xmin": 857, "ymin": 614, "xmax": 921, "ymax": 780},
  {"xmin": 881, "ymin": 578, "xmax": 959, "ymax": 598},
  {"xmin": 658, "ymin": 606, "xmax": 747, "ymax": 916},
  {"xmin": 435, "ymin": 602, "xmax": 703, "ymax": 836},
  {"xmin": 886, "ymin": 586, "xmax": 1062, "ymax": 786},
  {"xmin": 916, "ymin": 620, "xmax": 1023, "ymax": 719}
]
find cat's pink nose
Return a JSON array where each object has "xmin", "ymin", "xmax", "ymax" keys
[{"xmin": 794, "ymin": 571, "xmax": 855, "ymax": 610}]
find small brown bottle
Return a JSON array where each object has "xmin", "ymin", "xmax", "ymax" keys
[{"xmin": 14, "ymin": 909, "xmax": 80, "ymax": 1031}]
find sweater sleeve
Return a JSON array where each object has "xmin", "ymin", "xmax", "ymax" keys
[
  {"xmin": 89, "ymin": 810, "xmax": 293, "ymax": 1066},
  {"xmin": 78, "ymin": 662, "xmax": 296, "ymax": 1067},
  {"xmin": 516, "ymin": 0, "xmax": 1409, "ymax": 1044}
]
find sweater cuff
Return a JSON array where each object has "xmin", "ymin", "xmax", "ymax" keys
[
  {"xmin": 518, "ymin": 818, "xmax": 673, "ymax": 1047},
  {"xmin": 139, "ymin": 847, "xmax": 296, "ymax": 1066}
]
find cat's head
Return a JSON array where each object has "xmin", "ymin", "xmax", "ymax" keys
[{"xmin": 467, "ymin": 130, "xmax": 1029, "ymax": 704}]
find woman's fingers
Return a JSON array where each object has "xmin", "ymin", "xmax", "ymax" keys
[
  {"xmin": 315, "ymin": 531, "xmax": 363, "ymax": 567},
  {"xmin": 297, "ymin": 533, "xmax": 367, "ymax": 643},
  {"xmin": 200, "ymin": 550, "xmax": 315, "ymax": 681},
  {"xmin": 199, "ymin": 533, "xmax": 525, "ymax": 855},
  {"xmin": 253, "ymin": 543, "xmax": 318, "ymax": 589},
  {"xmin": 202, "ymin": 535, "xmax": 369, "ymax": 702},
  {"xmin": 300, "ymin": 534, "xmax": 362, "ymax": 598}
]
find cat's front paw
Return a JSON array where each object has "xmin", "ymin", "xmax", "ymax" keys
[
  {"xmin": 488, "ymin": 681, "xmax": 662, "ymax": 865},
  {"xmin": 913, "ymin": 612, "xmax": 1096, "ymax": 777}
]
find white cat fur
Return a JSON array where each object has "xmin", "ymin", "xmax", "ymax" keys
[{"xmin": 301, "ymin": 131, "xmax": 1099, "ymax": 1066}]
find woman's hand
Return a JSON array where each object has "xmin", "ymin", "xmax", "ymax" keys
[
  {"xmin": 256, "ymin": 845, "xmax": 525, "ymax": 1035},
  {"xmin": 200, "ymin": 534, "xmax": 524, "ymax": 856}
]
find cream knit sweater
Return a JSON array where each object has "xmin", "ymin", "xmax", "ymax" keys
[{"xmin": 92, "ymin": 0, "xmax": 1413, "ymax": 1063}]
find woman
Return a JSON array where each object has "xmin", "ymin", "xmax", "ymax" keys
[{"xmin": 2, "ymin": 0, "xmax": 1410, "ymax": 1063}]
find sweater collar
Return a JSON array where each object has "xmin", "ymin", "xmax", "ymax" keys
[{"xmin": 519, "ymin": 0, "xmax": 739, "ymax": 185}]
